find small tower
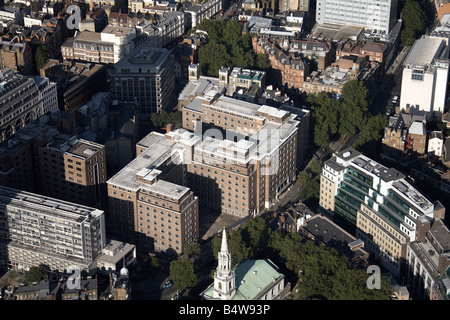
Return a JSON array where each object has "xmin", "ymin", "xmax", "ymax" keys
[
  {"xmin": 213, "ymin": 227, "xmax": 236, "ymax": 300},
  {"xmin": 218, "ymin": 67, "xmax": 230, "ymax": 85},
  {"xmin": 188, "ymin": 63, "xmax": 199, "ymax": 82}
]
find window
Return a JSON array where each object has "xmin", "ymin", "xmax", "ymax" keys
[{"xmin": 411, "ymin": 69, "xmax": 424, "ymax": 81}]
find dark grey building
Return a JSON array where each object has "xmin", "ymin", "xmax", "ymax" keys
[
  {"xmin": 0, "ymin": 68, "xmax": 45, "ymax": 141},
  {"xmin": 109, "ymin": 46, "xmax": 176, "ymax": 117}
]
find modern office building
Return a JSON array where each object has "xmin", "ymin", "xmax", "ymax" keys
[
  {"xmin": 0, "ymin": 185, "xmax": 106, "ymax": 272},
  {"xmin": 315, "ymin": 0, "xmax": 399, "ymax": 35},
  {"xmin": 399, "ymin": 36, "xmax": 449, "ymax": 121},
  {"xmin": 320, "ymin": 148, "xmax": 444, "ymax": 278},
  {"xmin": 109, "ymin": 46, "xmax": 176, "ymax": 116}
]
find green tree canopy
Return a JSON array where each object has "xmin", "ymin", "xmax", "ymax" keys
[
  {"xmin": 24, "ymin": 266, "xmax": 44, "ymax": 283},
  {"xmin": 185, "ymin": 243, "xmax": 201, "ymax": 260},
  {"xmin": 339, "ymin": 80, "xmax": 369, "ymax": 136},
  {"xmin": 268, "ymin": 230, "xmax": 391, "ymax": 300},
  {"xmin": 150, "ymin": 110, "xmax": 182, "ymax": 130},
  {"xmin": 195, "ymin": 20, "xmax": 257, "ymax": 77},
  {"xmin": 169, "ymin": 259, "xmax": 198, "ymax": 291},
  {"xmin": 212, "ymin": 229, "xmax": 250, "ymax": 268},
  {"xmin": 400, "ymin": 0, "xmax": 426, "ymax": 47},
  {"xmin": 35, "ymin": 45, "xmax": 50, "ymax": 74}
]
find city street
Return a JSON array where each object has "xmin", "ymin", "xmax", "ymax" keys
[{"xmin": 370, "ymin": 46, "xmax": 411, "ymax": 116}]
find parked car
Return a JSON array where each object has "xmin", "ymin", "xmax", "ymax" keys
[{"xmin": 162, "ymin": 280, "xmax": 173, "ymax": 289}]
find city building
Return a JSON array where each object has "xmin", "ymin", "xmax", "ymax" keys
[
  {"xmin": 40, "ymin": 59, "xmax": 108, "ymax": 112},
  {"xmin": 0, "ymin": 68, "xmax": 58, "ymax": 142},
  {"xmin": 61, "ymin": 26, "xmax": 137, "ymax": 64},
  {"xmin": 399, "ymin": 36, "xmax": 449, "ymax": 122},
  {"xmin": 184, "ymin": 0, "xmax": 222, "ymax": 29},
  {"xmin": 278, "ymin": 0, "xmax": 309, "ymax": 12},
  {"xmin": 181, "ymin": 91, "xmax": 309, "ymax": 215},
  {"xmin": 0, "ymin": 185, "xmax": 106, "ymax": 272},
  {"xmin": 107, "ymin": 130, "xmax": 199, "ymax": 254},
  {"xmin": 0, "ymin": 41, "xmax": 33, "ymax": 75},
  {"xmin": 320, "ymin": 148, "xmax": 444, "ymax": 278},
  {"xmin": 253, "ymin": 36, "xmax": 310, "ymax": 89},
  {"xmin": 315, "ymin": 0, "xmax": 399, "ymax": 36},
  {"xmin": 109, "ymin": 45, "xmax": 176, "ymax": 117},
  {"xmin": 299, "ymin": 214, "xmax": 370, "ymax": 269},
  {"xmin": 0, "ymin": 120, "xmax": 108, "ymax": 209},
  {"xmin": 286, "ymin": 40, "xmax": 334, "ymax": 71},
  {"xmin": 428, "ymin": 131, "xmax": 444, "ymax": 158},
  {"xmin": 430, "ymin": 265, "xmax": 450, "ymax": 300},
  {"xmin": 406, "ymin": 218, "xmax": 450, "ymax": 299},
  {"xmin": 382, "ymin": 110, "xmax": 428, "ymax": 155},
  {"xmin": 95, "ymin": 239, "xmax": 136, "ymax": 272}
]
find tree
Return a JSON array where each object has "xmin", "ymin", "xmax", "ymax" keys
[
  {"xmin": 150, "ymin": 110, "xmax": 182, "ymax": 130},
  {"xmin": 339, "ymin": 80, "xmax": 369, "ymax": 137},
  {"xmin": 212, "ymin": 229, "xmax": 250, "ymax": 268},
  {"xmin": 353, "ymin": 114, "xmax": 388, "ymax": 158},
  {"xmin": 25, "ymin": 266, "xmax": 44, "ymax": 283},
  {"xmin": 240, "ymin": 216, "xmax": 270, "ymax": 257},
  {"xmin": 400, "ymin": 0, "xmax": 426, "ymax": 47},
  {"xmin": 255, "ymin": 53, "xmax": 271, "ymax": 70},
  {"xmin": 268, "ymin": 230, "xmax": 391, "ymax": 300},
  {"xmin": 195, "ymin": 20, "xmax": 258, "ymax": 77},
  {"xmin": 223, "ymin": 19, "xmax": 242, "ymax": 46},
  {"xmin": 169, "ymin": 259, "xmax": 198, "ymax": 291},
  {"xmin": 35, "ymin": 45, "xmax": 50, "ymax": 73},
  {"xmin": 185, "ymin": 243, "xmax": 201, "ymax": 260}
]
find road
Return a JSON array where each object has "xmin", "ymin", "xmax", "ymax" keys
[{"xmin": 370, "ymin": 46, "xmax": 411, "ymax": 116}]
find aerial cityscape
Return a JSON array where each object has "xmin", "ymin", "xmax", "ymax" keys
[{"xmin": 0, "ymin": 0, "xmax": 448, "ymax": 306}]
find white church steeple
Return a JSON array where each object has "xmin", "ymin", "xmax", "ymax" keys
[{"xmin": 213, "ymin": 227, "xmax": 236, "ymax": 300}]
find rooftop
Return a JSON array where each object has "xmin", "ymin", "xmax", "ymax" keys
[
  {"xmin": 0, "ymin": 185, "xmax": 103, "ymax": 224},
  {"xmin": 202, "ymin": 258, "xmax": 284, "ymax": 300},
  {"xmin": 403, "ymin": 36, "xmax": 446, "ymax": 68},
  {"xmin": 108, "ymin": 131, "xmax": 194, "ymax": 199}
]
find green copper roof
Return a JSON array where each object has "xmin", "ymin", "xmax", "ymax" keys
[
  {"xmin": 233, "ymin": 259, "xmax": 282, "ymax": 300},
  {"xmin": 202, "ymin": 259, "xmax": 284, "ymax": 300}
]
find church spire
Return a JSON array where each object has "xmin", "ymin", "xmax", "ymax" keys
[
  {"xmin": 220, "ymin": 227, "xmax": 228, "ymax": 254},
  {"xmin": 213, "ymin": 227, "xmax": 236, "ymax": 300}
]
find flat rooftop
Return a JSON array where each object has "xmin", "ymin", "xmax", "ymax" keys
[
  {"xmin": 68, "ymin": 139, "xmax": 103, "ymax": 158},
  {"xmin": 115, "ymin": 46, "xmax": 170, "ymax": 69},
  {"xmin": 108, "ymin": 131, "xmax": 192, "ymax": 199},
  {"xmin": 0, "ymin": 185, "xmax": 102, "ymax": 223},
  {"xmin": 403, "ymin": 36, "xmax": 446, "ymax": 68}
]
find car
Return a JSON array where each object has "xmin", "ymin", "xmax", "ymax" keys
[
  {"xmin": 162, "ymin": 280, "xmax": 173, "ymax": 289},
  {"xmin": 393, "ymin": 95, "xmax": 399, "ymax": 102},
  {"xmin": 385, "ymin": 107, "xmax": 392, "ymax": 116}
]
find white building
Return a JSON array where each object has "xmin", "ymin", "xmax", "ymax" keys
[
  {"xmin": 32, "ymin": 76, "xmax": 58, "ymax": 114},
  {"xmin": 0, "ymin": 185, "xmax": 106, "ymax": 272},
  {"xmin": 399, "ymin": 36, "xmax": 449, "ymax": 121},
  {"xmin": 427, "ymin": 131, "xmax": 444, "ymax": 157},
  {"xmin": 100, "ymin": 26, "xmax": 137, "ymax": 63},
  {"xmin": 201, "ymin": 228, "xmax": 289, "ymax": 300},
  {"xmin": 315, "ymin": 0, "xmax": 399, "ymax": 35},
  {"xmin": 185, "ymin": 0, "xmax": 222, "ymax": 29}
]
